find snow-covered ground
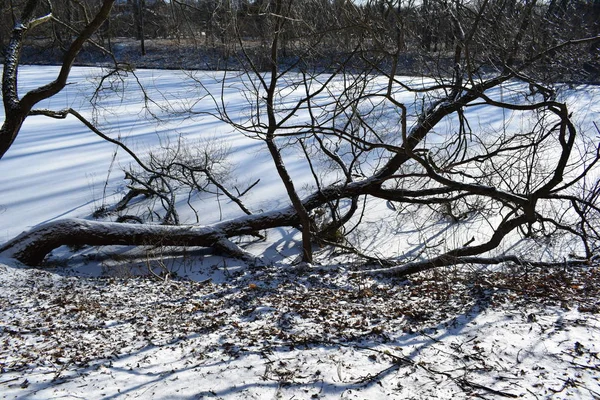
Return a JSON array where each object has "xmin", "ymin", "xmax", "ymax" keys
[
  {"xmin": 1, "ymin": 66, "xmax": 599, "ymax": 399},
  {"xmin": 1, "ymin": 258, "xmax": 599, "ymax": 399}
]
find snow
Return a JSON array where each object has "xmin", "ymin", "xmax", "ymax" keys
[
  {"xmin": 1, "ymin": 66, "xmax": 600, "ymax": 399},
  {"xmin": 1, "ymin": 258, "xmax": 599, "ymax": 399}
]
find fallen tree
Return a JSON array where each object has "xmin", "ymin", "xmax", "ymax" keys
[{"xmin": 2, "ymin": 84, "xmax": 598, "ymax": 273}]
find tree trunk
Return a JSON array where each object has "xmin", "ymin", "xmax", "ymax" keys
[
  {"xmin": 0, "ymin": 0, "xmax": 116, "ymax": 159},
  {"xmin": 0, "ymin": 112, "xmax": 26, "ymax": 159},
  {"xmin": 262, "ymin": 0, "xmax": 315, "ymax": 263},
  {"xmin": 0, "ymin": 206, "xmax": 302, "ymax": 265}
]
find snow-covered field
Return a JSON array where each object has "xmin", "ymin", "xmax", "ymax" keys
[{"xmin": 1, "ymin": 66, "xmax": 599, "ymax": 399}]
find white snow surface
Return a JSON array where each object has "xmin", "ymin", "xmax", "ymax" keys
[
  {"xmin": 0, "ymin": 66, "xmax": 599, "ymax": 399},
  {"xmin": 1, "ymin": 257, "xmax": 599, "ymax": 399}
]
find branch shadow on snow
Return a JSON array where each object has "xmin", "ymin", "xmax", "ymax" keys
[{"xmin": 1, "ymin": 249, "xmax": 535, "ymax": 399}]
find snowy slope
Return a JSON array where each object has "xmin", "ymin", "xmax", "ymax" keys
[{"xmin": 1, "ymin": 257, "xmax": 599, "ymax": 399}]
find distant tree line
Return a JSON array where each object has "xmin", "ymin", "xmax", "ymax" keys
[{"xmin": 1, "ymin": 0, "xmax": 599, "ymax": 81}]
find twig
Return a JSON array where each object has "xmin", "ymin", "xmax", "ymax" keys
[
  {"xmin": 355, "ymin": 363, "xmax": 403, "ymax": 384},
  {"xmin": 456, "ymin": 378, "xmax": 519, "ymax": 398},
  {"xmin": 566, "ymin": 359, "xmax": 600, "ymax": 371},
  {"xmin": 327, "ymin": 340, "xmax": 518, "ymax": 398}
]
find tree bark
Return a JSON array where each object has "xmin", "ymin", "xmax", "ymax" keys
[{"xmin": 0, "ymin": 209, "xmax": 298, "ymax": 265}]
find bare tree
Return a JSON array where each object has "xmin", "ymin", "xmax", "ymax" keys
[
  {"xmin": 0, "ymin": 0, "xmax": 116, "ymax": 159},
  {"xmin": 1, "ymin": 0, "xmax": 599, "ymax": 276}
]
